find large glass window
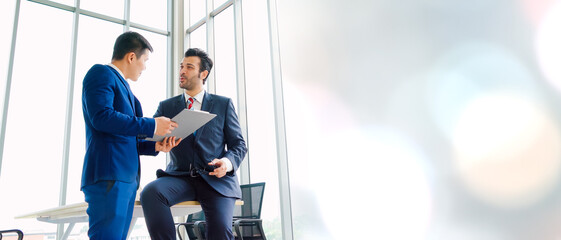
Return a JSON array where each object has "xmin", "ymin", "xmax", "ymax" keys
[
  {"xmin": 214, "ymin": 7, "xmax": 237, "ymax": 108},
  {"xmin": 0, "ymin": 1, "xmax": 72, "ymax": 234},
  {"xmin": 80, "ymin": 0, "xmax": 124, "ymax": 19},
  {"xmin": 0, "ymin": 1, "xmax": 170, "ymax": 238},
  {"xmin": 214, "ymin": 0, "xmax": 228, "ymax": 8},
  {"xmin": 0, "ymin": 0, "xmax": 286, "ymax": 238},
  {"xmin": 130, "ymin": 0, "xmax": 167, "ymax": 30},
  {"xmin": 184, "ymin": 0, "xmax": 286, "ymax": 239},
  {"xmin": 188, "ymin": 26, "xmax": 207, "ymax": 51},
  {"xmin": 188, "ymin": 0, "xmax": 206, "ymax": 26},
  {"xmin": 0, "ymin": 0, "xmax": 15, "ymax": 129},
  {"xmin": 242, "ymin": 1, "xmax": 282, "ymax": 239}
]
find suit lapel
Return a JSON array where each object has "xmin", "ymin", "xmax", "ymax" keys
[
  {"xmin": 175, "ymin": 94, "xmax": 187, "ymax": 116},
  {"xmin": 195, "ymin": 92, "xmax": 213, "ymax": 143},
  {"xmin": 200, "ymin": 91, "xmax": 213, "ymax": 112},
  {"xmin": 107, "ymin": 65, "xmax": 136, "ymax": 114}
]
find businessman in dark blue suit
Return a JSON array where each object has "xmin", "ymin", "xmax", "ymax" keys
[
  {"xmin": 141, "ymin": 48, "xmax": 247, "ymax": 240},
  {"xmin": 81, "ymin": 31, "xmax": 181, "ymax": 240}
]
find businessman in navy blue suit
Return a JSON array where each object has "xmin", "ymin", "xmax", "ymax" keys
[
  {"xmin": 141, "ymin": 48, "xmax": 247, "ymax": 240},
  {"xmin": 81, "ymin": 31, "xmax": 181, "ymax": 240}
]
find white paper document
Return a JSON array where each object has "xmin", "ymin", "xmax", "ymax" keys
[{"xmin": 146, "ymin": 109, "xmax": 216, "ymax": 142}]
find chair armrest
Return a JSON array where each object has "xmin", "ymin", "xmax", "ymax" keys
[
  {"xmin": 176, "ymin": 222, "xmax": 196, "ymax": 240},
  {"xmin": 233, "ymin": 219, "xmax": 267, "ymax": 240},
  {"xmin": 193, "ymin": 220, "xmax": 207, "ymax": 240},
  {"xmin": 176, "ymin": 222, "xmax": 195, "ymax": 226},
  {"xmin": 233, "ymin": 218, "xmax": 262, "ymax": 223},
  {"xmin": 0, "ymin": 229, "xmax": 24, "ymax": 240},
  {"xmin": 233, "ymin": 218, "xmax": 262, "ymax": 227}
]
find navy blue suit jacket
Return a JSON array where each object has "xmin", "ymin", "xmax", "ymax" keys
[
  {"xmin": 153, "ymin": 92, "xmax": 247, "ymax": 198},
  {"xmin": 81, "ymin": 64, "xmax": 157, "ymax": 189}
]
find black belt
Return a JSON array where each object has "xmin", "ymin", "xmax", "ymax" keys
[
  {"xmin": 189, "ymin": 168, "xmax": 201, "ymax": 177},
  {"xmin": 188, "ymin": 166, "xmax": 216, "ymax": 177}
]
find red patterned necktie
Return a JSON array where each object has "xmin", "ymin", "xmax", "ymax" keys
[
  {"xmin": 187, "ymin": 97, "xmax": 194, "ymax": 109},
  {"xmin": 187, "ymin": 97, "xmax": 197, "ymax": 136}
]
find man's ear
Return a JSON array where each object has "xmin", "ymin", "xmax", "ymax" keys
[
  {"xmin": 126, "ymin": 52, "xmax": 136, "ymax": 63},
  {"xmin": 200, "ymin": 70, "xmax": 209, "ymax": 81}
]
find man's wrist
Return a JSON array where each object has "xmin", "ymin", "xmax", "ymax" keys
[
  {"xmin": 221, "ymin": 157, "xmax": 233, "ymax": 172},
  {"xmin": 153, "ymin": 119, "xmax": 158, "ymax": 136}
]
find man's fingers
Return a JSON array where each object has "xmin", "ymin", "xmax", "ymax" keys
[{"xmin": 209, "ymin": 159, "xmax": 223, "ymax": 166}]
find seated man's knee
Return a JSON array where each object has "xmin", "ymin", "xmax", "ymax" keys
[{"xmin": 140, "ymin": 182, "xmax": 158, "ymax": 204}]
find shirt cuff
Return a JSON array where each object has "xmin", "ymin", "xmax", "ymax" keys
[
  {"xmin": 221, "ymin": 157, "xmax": 233, "ymax": 172},
  {"xmin": 153, "ymin": 120, "xmax": 158, "ymax": 136}
]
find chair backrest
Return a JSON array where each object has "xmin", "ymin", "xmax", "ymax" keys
[
  {"xmin": 184, "ymin": 211, "xmax": 205, "ymax": 239},
  {"xmin": 187, "ymin": 210, "xmax": 205, "ymax": 222},
  {"xmin": 233, "ymin": 182, "xmax": 266, "ymax": 219}
]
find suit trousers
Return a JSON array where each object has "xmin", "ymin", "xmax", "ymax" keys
[
  {"xmin": 83, "ymin": 180, "xmax": 138, "ymax": 240},
  {"xmin": 141, "ymin": 175, "xmax": 237, "ymax": 240}
]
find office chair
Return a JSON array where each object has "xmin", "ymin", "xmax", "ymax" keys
[
  {"xmin": 231, "ymin": 182, "xmax": 267, "ymax": 240},
  {"xmin": 177, "ymin": 210, "xmax": 206, "ymax": 240},
  {"xmin": 177, "ymin": 182, "xmax": 267, "ymax": 240},
  {"xmin": 0, "ymin": 229, "xmax": 24, "ymax": 240}
]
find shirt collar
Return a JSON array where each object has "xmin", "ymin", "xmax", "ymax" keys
[
  {"xmin": 185, "ymin": 89, "xmax": 205, "ymax": 104},
  {"xmin": 108, "ymin": 63, "xmax": 126, "ymax": 80}
]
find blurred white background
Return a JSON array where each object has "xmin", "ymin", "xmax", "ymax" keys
[{"xmin": 277, "ymin": 0, "xmax": 561, "ymax": 239}]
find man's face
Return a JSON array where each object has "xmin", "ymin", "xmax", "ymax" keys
[
  {"xmin": 179, "ymin": 56, "xmax": 205, "ymax": 90},
  {"xmin": 129, "ymin": 49, "xmax": 150, "ymax": 81}
]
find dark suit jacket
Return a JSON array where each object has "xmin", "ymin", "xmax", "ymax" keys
[
  {"xmin": 81, "ymin": 64, "xmax": 157, "ymax": 189},
  {"xmin": 154, "ymin": 92, "xmax": 247, "ymax": 198}
]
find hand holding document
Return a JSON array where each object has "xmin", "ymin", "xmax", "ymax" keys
[
  {"xmin": 147, "ymin": 109, "xmax": 216, "ymax": 142},
  {"xmin": 155, "ymin": 136, "xmax": 182, "ymax": 152},
  {"xmin": 154, "ymin": 116, "xmax": 177, "ymax": 135}
]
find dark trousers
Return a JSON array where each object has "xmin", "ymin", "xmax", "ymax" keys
[
  {"xmin": 141, "ymin": 176, "xmax": 236, "ymax": 240},
  {"xmin": 83, "ymin": 180, "xmax": 137, "ymax": 240}
]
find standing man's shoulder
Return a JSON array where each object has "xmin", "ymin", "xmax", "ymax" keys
[
  {"xmin": 84, "ymin": 64, "xmax": 114, "ymax": 81},
  {"xmin": 87, "ymin": 64, "xmax": 112, "ymax": 74}
]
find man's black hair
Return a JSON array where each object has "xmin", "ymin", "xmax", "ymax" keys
[
  {"xmin": 112, "ymin": 31, "xmax": 153, "ymax": 60},
  {"xmin": 185, "ymin": 48, "xmax": 213, "ymax": 83}
]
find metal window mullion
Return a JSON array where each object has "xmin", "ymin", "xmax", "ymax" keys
[
  {"xmin": 124, "ymin": 0, "xmax": 131, "ymax": 32},
  {"xmin": 167, "ymin": 0, "xmax": 176, "ymax": 98},
  {"xmin": 130, "ymin": 22, "xmax": 169, "ymax": 36},
  {"xmin": 233, "ymin": 0, "xmax": 249, "ymax": 185},
  {"xmin": 28, "ymin": 0, "xmax": 125, "ymax": 27},
  {"xmin": 28, "ymin": 0, "xmax": 75, "ymax": 11},
  {"xmin": 185, "ymin": 0, "xmax": 191, "ymax": 50},
  {"xmin": 175, "ymin": 0, "xmax": 185, "ymax": 97},
  {"xmin": 205, "ymin": 0, "xmax": 216, "ymax": 94},
  {"xmin": 80, "ymin": 9, "xmax": 125, "ymax": 25},
  {"xmin": 0, "ymin": 0, "xmax": 22, "ymax": 179},
  {"xmin": 267, "ymin": 0, "xmax": 294, "ymax": 239},
  {"xmin": 27, "ymin": 0, "xmax": 168, "ymax": 37},
  {"xmin": 210, "ymin": 0, "xmax": 232, "ymax": 17},
  {"xmin": 57, "ymin": 1, "xmax": 80, "ymax": 239},
  {"xmin": 186, "ymin": 17, "xmax": 206, "ymax": 34}
]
